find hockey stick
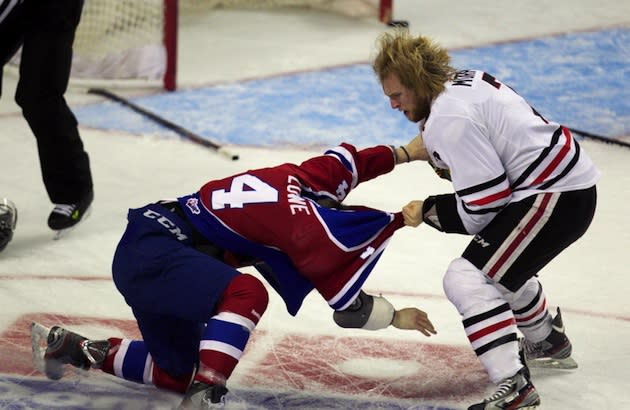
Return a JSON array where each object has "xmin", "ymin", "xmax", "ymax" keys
[
  {"xmin": 567, "ymin": 126, "xmax": 630, "ymax": 149},
  {"xmin": 87, "ymin": 88, "xmax": 239, "ymax": 160}
]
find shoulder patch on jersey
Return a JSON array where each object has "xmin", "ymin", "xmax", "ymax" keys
[{"xmin": 186, "ymin": 197, "xmax": 201, "ymax": 214}]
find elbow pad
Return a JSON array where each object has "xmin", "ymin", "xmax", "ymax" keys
[{"xmin": 333, "ymin": 291, "xmax": 395, "ymax": 330}]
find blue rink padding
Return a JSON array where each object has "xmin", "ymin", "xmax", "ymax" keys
[
  {"xmin": 75, "ymin": 28, "xmax": 629, "ymax": 148},
  {"xmin": 0, "ymin": 376, "xmax": 461, "ymax": 410}
]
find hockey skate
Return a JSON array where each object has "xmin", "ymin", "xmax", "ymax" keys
[
  {"xmin": 468, "ymin": 367, "xmax": 540, "ymax": 410},
  {"xmin": 0, "ymin": 198, "xmax": 17, "ymax": 252},
  {"xmin": 48, "ymin": 190, "xmax": 93, "ymax": 239},
  {"xmin": 519, "ymin": 307, "xmax": 578, "ymax": 369},
  {"xmin": 178, "ymin": 381, "xmax": 229, "ymax": 409},
  {"xmin": 31, "ymin": 322, "xmax": 110, "ymax": 380}
]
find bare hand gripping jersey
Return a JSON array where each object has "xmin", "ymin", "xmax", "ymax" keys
[
  {"xmin": 422, "ymin": 70, "xmax": 600, "ymax": 235},
  {"xmin": 178, "ymin": 143, "xmax": 403, "ymax": 315}
]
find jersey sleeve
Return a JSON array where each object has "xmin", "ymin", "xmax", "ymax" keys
[{"xmin": 296, "ymin": 143, "xmax": 396, "ymax": 202}]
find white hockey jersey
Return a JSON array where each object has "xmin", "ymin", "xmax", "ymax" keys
[{"xmin": 422, "ymin": 70, "xmax": 600, "ymax": 234}]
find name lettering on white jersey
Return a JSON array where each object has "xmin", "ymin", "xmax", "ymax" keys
[
  {"xmin": 143, "ymin": 209, "xmax": 188, "ymax": 241},
  {"xmin": 452, "ymin": 70, "xmax": 475, "ymax": 87}
]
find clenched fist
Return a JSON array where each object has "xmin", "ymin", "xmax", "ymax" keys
[{"xmin": 402, "ymin": 200, "xmax": 423, "ymax": 227}]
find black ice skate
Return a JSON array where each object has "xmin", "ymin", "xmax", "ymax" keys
[
  {"xmin": 520, "ymin": 307, "xmax": 578, "ymax": 369},
  {"xmin": 48, "ymin": 190, "xmax": 93, "ymax": 238},
  {"xmin": 178, "ymin": 381, "xmax": 229, "ymax": 409},
  {"xmin": 31, "ymin": 322, "xmax": 109, "ymax": 380},
  {"xmin": 468, "ymin": 367, "xmax": 540, "ymax": 410}
]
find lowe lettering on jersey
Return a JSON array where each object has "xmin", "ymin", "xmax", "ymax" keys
[
  {"xmin": 142, "ymin": 209, "xmax": 188, "ymax": 241},
  {"xmin": 287, "ymin": 175, "xmax": 310, "ymax": 215}
]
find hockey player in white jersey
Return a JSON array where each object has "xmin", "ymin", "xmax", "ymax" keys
[{"xmin": 373, "ymin": 30, "xmax": 600, "ymax": 409}]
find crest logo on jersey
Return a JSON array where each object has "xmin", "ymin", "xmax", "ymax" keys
[{"xmin": 186, "ymin": 197, "xmax": 201, "ymax": 214}]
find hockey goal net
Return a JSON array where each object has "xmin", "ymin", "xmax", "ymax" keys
[{"xmin": 9, "ymin": 0, "xmax": 393, "ymax": 91}]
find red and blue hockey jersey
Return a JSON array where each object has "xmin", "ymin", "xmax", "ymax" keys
[{"xmin": 177, "ymin": 143, "xmax": 404, "ymax": 315}]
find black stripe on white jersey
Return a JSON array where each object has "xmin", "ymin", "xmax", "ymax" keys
[
  {"xmin": 457, "ymin": 173, "xmax": 508, "ymax": 215},
  {"xmin": 538, "ymin": 139, "xmax": 580, "ymax": 190},
  {"xmin": 456, "ymin": 173, "xmax": 508, "ymax": 197},
  {"xmin": 511, "ymin": 126, "xmax": 579, "ymax": 192},
  {"xmin": 461, "ymin": 202, "xmax": 505, "ymax": 215},
  {"xmin": 511, "ymin": 127, "xmax": 563, "ymax": 189}
]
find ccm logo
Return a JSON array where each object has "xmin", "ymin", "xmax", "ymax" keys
[{"xmin": 143, "ymin": 209, "xmax": 188, "ymax": 241}]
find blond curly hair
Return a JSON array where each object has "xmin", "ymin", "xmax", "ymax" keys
[{"xmin": 372, "ymin": 30, "xmax": 456, "ymax": 101}]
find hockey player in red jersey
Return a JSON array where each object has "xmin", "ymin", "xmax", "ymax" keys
[
  {"xmin": 35, "ymin": 140, "xmax": 436, "ymax": 409},
  {"xmin": 373, "ymin": 30, "xmax": 600, "ymax": 409}
]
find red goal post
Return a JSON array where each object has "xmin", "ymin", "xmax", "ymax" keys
[{"xmin": 7, "ymin": 0, "xmax": 394, "ymax": 92}]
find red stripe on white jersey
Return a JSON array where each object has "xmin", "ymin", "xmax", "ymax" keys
[
  {"xmin": 532, "ymin": 127, "xmax": 572, "ymax": 185},
  {"xmin": 468, "ymin": 187, "xmax": 512, "ymax": 207}
]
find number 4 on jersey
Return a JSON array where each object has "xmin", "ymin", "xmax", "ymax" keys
[{"xmin": 211, "ymin": 174, "xmax": 279, "ymax": 209}]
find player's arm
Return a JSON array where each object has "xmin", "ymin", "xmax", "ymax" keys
[
  {"xmin": 333, "ymin": 290, "xmax": 436, "ymax": 336},
  {"xmin": 394, "ymin": 133, "xmax": 429, "ymax": 163},
  {"xmin": 353, "ymin": 135, "xmax": 428, "ymax": 181},
  {"xmin": 298, "ymin": 138, "xmax": 428, "ymax": 204}
]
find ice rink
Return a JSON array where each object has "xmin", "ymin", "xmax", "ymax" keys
[{"xmin": 1, "ymin": 1, "xmax": 629, "ymax": 409}]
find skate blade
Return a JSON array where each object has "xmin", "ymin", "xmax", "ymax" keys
[
  {"xmin": 53, "ymin": 228, "xmax": 72, "ymax": 240},
  {"xmin": 30, "ymin": 322, "xmax": 64, "ymax": 379},
  {"xmin": 31, "ymin": 322, "xmax": 50, "ymax": 375},
  {"xmin": 527, "ymin": 356, "xmax": 578, "ymax": 369}
]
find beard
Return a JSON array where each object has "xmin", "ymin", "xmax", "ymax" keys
[{"xmin": 406, "ymin": 96, "xmax": 430, "ymax": 122}]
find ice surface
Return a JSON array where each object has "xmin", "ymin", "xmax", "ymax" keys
[{"xmin": 1, "ymin": 1, "xmax": 629, "ymax": 409}]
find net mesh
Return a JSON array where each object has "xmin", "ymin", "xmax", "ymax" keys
[
  {"xmin": 8, "ymin": 0, "xmax": 383, "ymax": 87},
  {"xmin": 181, "ymin": 0, "xmax": 381, "ymax": 18},
  {"xmin": 71, "ymin": 0, "xmax": 165, "ymax": 81}
]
